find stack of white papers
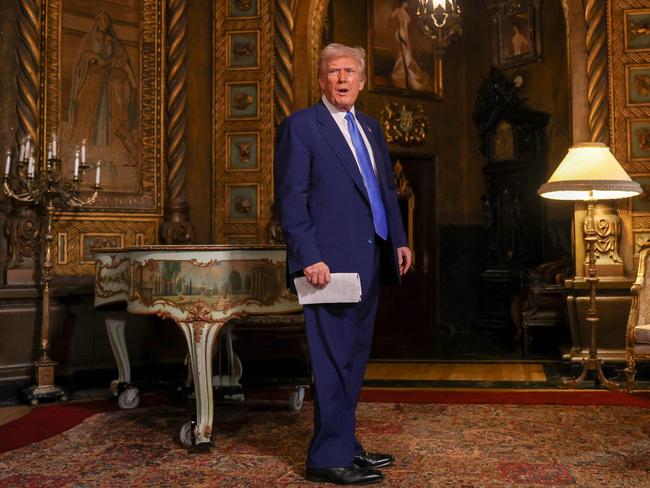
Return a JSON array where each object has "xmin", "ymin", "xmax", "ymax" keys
[{"xmin": 293, "ymin": 273, "xmax": 362, "ymax": 304}]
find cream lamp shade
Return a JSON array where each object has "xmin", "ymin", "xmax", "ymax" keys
[{"xmin": 538, "ymin": 142, "xmax": 642, "ymax": 201}]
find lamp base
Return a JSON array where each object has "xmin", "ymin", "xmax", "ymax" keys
[
  {"xmin": 20, "ymin": 358, "xmax": 68, "ymax": 406},
  {"xmin": 560, "ymin": 356, "xmax": 619, "ymax": 390}
]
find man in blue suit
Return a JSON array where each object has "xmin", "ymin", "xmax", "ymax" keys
[{"xmin": 275, "ymin": 43, "xmax": 412, "ymax": 485}]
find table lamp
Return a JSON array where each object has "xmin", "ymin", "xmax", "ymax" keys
[{"xmin": 538, "ymin": 142, "xmax": 642, "ymax": 389}]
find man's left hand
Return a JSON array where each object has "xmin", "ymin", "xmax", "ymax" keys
[{"xmin": 397, "ymin": 247, "xmax": 412, "ymax": 276}]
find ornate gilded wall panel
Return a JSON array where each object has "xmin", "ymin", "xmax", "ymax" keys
[
  {"xmin": 610, "ymin": 0, "xmax": 650, "ymax": 264},
  {"xmin": 213, "ymin": 0, "xmax": 274, "ymax": 243},
  {"xmin": 610, "ymin": 0, "xmax": 650, "ymax": 172},
  {"xmin": 42, "ymin": 0, "xmax": 164, "ymax": 214},
  {"xmin": 52, "ymin": 218, "xmax": 157, "ymax": 276}
]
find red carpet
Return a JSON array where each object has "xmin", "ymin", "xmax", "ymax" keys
[
  {"xmin": 3, "ymin": 399, "xmax": 650, "ymax": 486},
  {"xmin": 0, "ymin": 399, "xmax": 116, "ymax": 454},
  {"xmin": 2, "ymin": 389, "xmax": 649, "ymax": 455},
  {"xmin": 359, "ymin": 388, "xmax": 650, "ymax": 406}
]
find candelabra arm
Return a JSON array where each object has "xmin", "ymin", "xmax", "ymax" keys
[
  {"xmin": 67, "ymin": 187, "xmax": 100, "ymax": 207},
  {"xmin": 3, "ymin": 178, "xmax": 39, "ymax": 203}
]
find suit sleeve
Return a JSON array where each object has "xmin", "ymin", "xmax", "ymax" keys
[
  {"xmin": 274, "ymin": 117, "xmax": 323, "ymax": 273},
  {"xmin": 375, "ymin": 121, "xmax": 408, "ymax": 248}
]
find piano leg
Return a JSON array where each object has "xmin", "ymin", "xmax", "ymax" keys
[
  {"xmin": 106, "ymin": 315, "xmax": 140, "ymax": 410},
  {"xmin": 177, "ymin": 319, "xmax": 226, "ymax": 448},
  {"xmin": 212, "ymin": 324, "xmax": 245, "ymax": 401},
  {"xmin": 105, "ymin": 316, "xmax": 131, "ymax": 394}
]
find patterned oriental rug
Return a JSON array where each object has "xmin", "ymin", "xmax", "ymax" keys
[{"xmin": 2, "ymin": 396, "xmax": 650, "ymax": 487}]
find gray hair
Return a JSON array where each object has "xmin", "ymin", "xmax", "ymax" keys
[{"xmin": 318, "ymin": 43, "xmax": 367, "ymax": 81}]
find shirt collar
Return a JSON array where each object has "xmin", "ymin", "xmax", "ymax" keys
[{"xmin": 321, "ymin": 95, "xmax": 356, "ymax": 122}]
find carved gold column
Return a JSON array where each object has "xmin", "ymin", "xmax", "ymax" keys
[
  {"xmin": 584, "ymin": 0, "xmax": 609, "ymax": 144},
  {"xmin": 309, "ymin": 0, "xmax": 329, "ymax": 103},
  {"xmin": 163, "ymin": 0, "xmax": 194, "ymax": 244},
  {"xmin": 275, "ymin": 0, "xmax": 296, "ymax": 123},
  {"xmin": 9, "ymin": 0, "xmax": 41, "ymax": 274}
]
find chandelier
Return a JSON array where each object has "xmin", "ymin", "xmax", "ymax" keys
[{"xmin": 415, "ymin": 0, "xmax": 462, "ymax": 50}]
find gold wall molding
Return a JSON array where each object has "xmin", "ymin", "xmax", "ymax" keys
[
  {"xmin": 309, "ymin": 0, "xmax": 329, "ymax": 104},
  {"xmin": 275, "ymin": 0, "xmax": 296, "ymax": 123},
  {"xmin": 163, "ymin": 0, "xmax": 194, "ymax": 244},
  {"xmin": 585, "ymin": 0, "xmax": 609, "ymax": 143},
  {"xmin": 609, "ymin": 0, "xmax": 650, "ymax": 173},
  {"xmin": 606, "ymin": 0, "xmax": 650, "ymax": 276},
  {"xmin": 16, "ymin": 0, "xmax": 40, "ymax": 146},
  {"xmin": 52, "ymin": 218, "xmax": 157, "ymax": 276},
  {"xmin": 9, "ymin": 0, "xmax": 42, "ymax": 270},
  {"xmin": 213, "ymin": 0, "xmax": 275, "ymax": 243}
]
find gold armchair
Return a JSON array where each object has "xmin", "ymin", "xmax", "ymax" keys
[{"xmin": 625, "ymin": 246, "xmax": 650, "ymax": 390}]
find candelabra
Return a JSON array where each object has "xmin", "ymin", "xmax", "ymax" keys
[{"xmin": 3, "ymin": 133, "xmax": 101, "ymax": 405}]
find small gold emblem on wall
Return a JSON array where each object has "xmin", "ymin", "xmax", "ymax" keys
[{"xmin": 380, "ymin": 102, "xmax": 429, "ymax": 146}]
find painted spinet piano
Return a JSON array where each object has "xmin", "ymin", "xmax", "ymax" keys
[{"xmin": 94, "ymin": 244, "xmax": 302, "ymax": 447}]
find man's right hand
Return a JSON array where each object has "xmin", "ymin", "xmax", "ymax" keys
[{"xmin": 304, "ymin": 261, "xmax": 331, "ymax": 288}]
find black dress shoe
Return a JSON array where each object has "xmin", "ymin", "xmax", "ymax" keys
[
  {"xmin": 353, "ymin": 451, "xmax": 394, "ymax": 469},
  {"xmin": 305, "ymin": 466, "xmax": 384, "ymax": 485}
]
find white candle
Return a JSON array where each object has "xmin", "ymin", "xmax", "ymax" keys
[
  {"xmin": 95, "ymin": 162, "xmax": 101, "ymax": 185},
  {"xmin": 81, "ymin": 140, "xmax": 86, "ymax": 163},
  {"xmin": 27, "ymin": 155, "xmax": 34, "ymax": 177},
  {"xmin": 4, "ymin": 150, "xmax": 11, "ymax": 176},
  {"xmin": 24, "ymin": 139, "xmax": 31, "ymax": 161},
  {"xmin": 18, "ymin": 142, "xmax": 25, "ymax": 162},
  {"xmin": 51, "ymin": 132, "xmax": 57, "ymax": 158},
  {"xmin": 74, "ymin": 151, "xmax": 80, "ymax": 177},
  {"xmin": 47, "ymin": 143, "xmax": 52, "ymax": 161}
]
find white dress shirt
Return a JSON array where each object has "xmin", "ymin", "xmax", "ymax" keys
[{"xmin": 321, "ymin": 95, "xmax": 378, "ymax": 176}]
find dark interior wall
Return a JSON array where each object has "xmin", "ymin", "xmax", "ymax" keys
[
  {"xmin": 326, "ymin": 0, "xmax": 572, "ymax": 332},
  {"xmin": 501, "ymin": 0, "xmax": 573, "ymax": 257}
]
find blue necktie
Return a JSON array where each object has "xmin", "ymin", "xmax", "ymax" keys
[{"xmin": 344, "ymin": 112, "xmax": 388, "ymax": 240}]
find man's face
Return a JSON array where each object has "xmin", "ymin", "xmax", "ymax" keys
[{"xmin": 319, "ymin": 55, "xmax": 365, "ymax": 111}]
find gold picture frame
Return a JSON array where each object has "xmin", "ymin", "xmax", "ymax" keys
[
  {"xmin": 43, "ymin": 0, "xmax": 165, "ymax": 215},
  {"xmin": 624, "ymin": 9, "xmax": 650, "ymax": 52},
  {"xmin": 225, "ymin": 183, "xmax": 260, "ymax": 223},
  {"xmin": 367, "ymin": 0, "xmax": 440, "ymax": 99},
  {"xmin": 226, "ymin": 30, "xmax": 260, "ymax": 70},
  {"xmin": 226, "ymin": 131, "xmax": 260, "ymax": 172},
  {"xmin": 227, "ymin": 0, "xmax": 260, "ymax": 18},
  {"xmin": 488, "ymin": 0, "xmax": 542, "ymax": 69},
  {"xmin": 226, "ymin": 81, "xmax": 260, "ymax": 120},
  {"xmin": 626, "ymin": 64, "xmax": 650, "ymax": 106},
  {"xmin": 628, "ymin": 119, "xmax": 650, "ymax": 161}
]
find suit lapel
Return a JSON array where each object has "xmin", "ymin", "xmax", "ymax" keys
[{"xmin": 315, "ymin": 102, "xmax": 370, "ymax": 203}]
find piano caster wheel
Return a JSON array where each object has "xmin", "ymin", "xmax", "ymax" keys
[
  {"xmin": 180, "ymin": 421, "xmax": 194, "ymax": 447},
  {"xmin": 30, "ymin": 398, "xmax": 39, "ymax": 407},
  {"xmin": 289, "ymin": 386, "xmax": 305, "ymax": 411},
  {"xmin": 117, "ymin": 387, "xmax": 140, "ymax": 410}
]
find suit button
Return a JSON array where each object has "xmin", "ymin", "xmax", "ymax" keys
[{"xmin": 368, "ymin": 237, "xmax": 374, "ymax": 244}]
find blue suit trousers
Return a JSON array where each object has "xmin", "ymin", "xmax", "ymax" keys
[{"xmin": 304, "ymin": 242, "xmax": 381, "ymax": 468}]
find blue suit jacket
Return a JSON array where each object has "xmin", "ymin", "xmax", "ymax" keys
[{"xmin": 274, "ymin": 101, "xmax": 408, "ymax": 291}]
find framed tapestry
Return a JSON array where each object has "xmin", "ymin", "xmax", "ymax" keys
[{"xmin": 44, "ymin": 0, "xmax": 164, "ymax": 215}]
